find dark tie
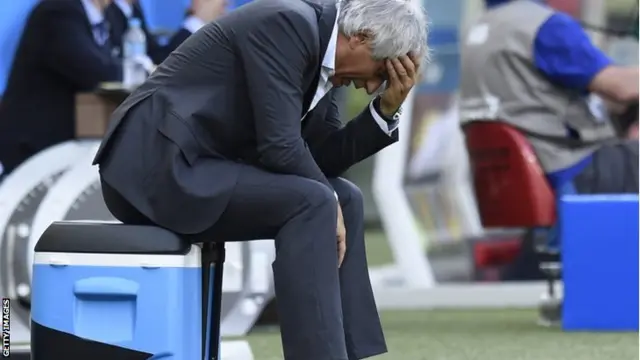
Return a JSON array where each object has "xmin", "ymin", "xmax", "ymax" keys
[{"xmin": 93, "ymin": 21, "xmax": 111, "ymax": 47}]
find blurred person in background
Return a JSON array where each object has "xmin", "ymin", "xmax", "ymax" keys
[
  {"xmin": 461, "ymin": 0, "xmax": 639, "ymax": 208},
  {"xmin": 107, "ymin": 0, "xmax": 226, "ymax": 64},
  {"xmin": 165, "ymin": 0, "xmax": 228, "ymax": 53},
  {"xmin": 461, "ymin": 0, "xmax": 638, "ymax": 280},
  {"xmin": 0, "ymin": 0, "xmax": 123, "ymax": 175},
  {"xmin": 93, "ymin": 0, "xmax": 427, "ymax": 358}
]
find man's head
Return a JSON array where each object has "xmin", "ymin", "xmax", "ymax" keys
[
  {"xmin": 191, "ymin": 0, "xmax": 227, "ymax": 22},
  {"xmin": 333, "ymin": 0, "xmax": 428, "ymax": 94}
]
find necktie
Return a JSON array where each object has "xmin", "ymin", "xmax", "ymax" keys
[{"xmin": 93, "ymin": 21, "xmax": 111, "ymax": 47}]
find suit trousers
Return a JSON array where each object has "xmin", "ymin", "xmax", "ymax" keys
[{"xmin": 101, "ymin": 163, "xmax": 387, "ymax": 360}]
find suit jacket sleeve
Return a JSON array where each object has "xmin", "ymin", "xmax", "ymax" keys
[
  {"xmin": 43, "ymin": 6, "xmax": 122, "ymax": 90},
  {"xmin": 241, "ymin": 10, "xmax": 333, "ymax": 190},
  {"xmin": 307, "ymin": 92, "xmax": 399, "ymax": 178}
]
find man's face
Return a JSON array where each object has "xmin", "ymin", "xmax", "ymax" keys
[
  {"xmin": 193, "ymin": 0, "xmax": 227, "ymax": 22},
  {"xmin": 332, "ymin": 35, "xmax": 387, "ymax": 95}
]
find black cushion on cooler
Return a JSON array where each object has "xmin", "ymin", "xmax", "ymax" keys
[{"xmin": 34, "ymin": 221, "xmax": 191, "ymax": 255}]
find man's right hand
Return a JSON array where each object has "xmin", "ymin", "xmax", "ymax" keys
[
  {"xmin": 337, "ymin": 204, "xmax": 346, "ymax": 267},
  {"xmin": 379, "ymin": 54, "xmax": 421, "ymax": 117}
]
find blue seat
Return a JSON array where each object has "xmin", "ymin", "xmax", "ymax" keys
[
  {"xmin": 562, "ymin": 195, "xmax": 639, "ymax": 331},
  {"xmin": 0, "ymin": 0, "xmax": 39, "ymax": 96},
  {"xmin": 31, "ymin": 221, "xmax": 225, "ymax": 359}
]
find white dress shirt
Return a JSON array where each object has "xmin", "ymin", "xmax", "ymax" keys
[
  {"xmin": 81, "ymin": 0, "xmax": 108, "ymax": 45},
  {"xmin": 114, "ymin": 0, "xmax": 133, "ymax": 18},
  {"xmin": 183, "ymin": 16, "xmax": 207, "ymax": 34}
]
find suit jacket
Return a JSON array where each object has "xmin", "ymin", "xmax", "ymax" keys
[
  {"xmin": 0, "ymin": 0, "xmax": 121, "ymax": 174},
  {"xmin": 165, "ymin": 28, "xmax": 193, "ymax": 56},
  {"xmin": 94, "ymin": 0, "xmax": 398, "ymax": 234},
  {"xmin": 107, "ymin": 3, "xmax": 188, "ymax": 64}
]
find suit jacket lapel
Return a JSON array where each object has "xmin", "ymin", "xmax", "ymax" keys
[{"xmin": 301, "ymin": 1, "xmax": 338, "ymax": 115}]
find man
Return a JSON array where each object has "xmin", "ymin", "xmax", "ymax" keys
[
  {"xmin": 461, "ymin": 0, "xmax": 639, "ymax": 199},
  {"xmin": 461, "ymin": 0, "xmax": 638, "ymax": 281},
  {"xmin": 93, "ymin": 0, "xmax": 428, "ymax": 358},
  {"xmin": 0, "ymin": 0, "xmax": 122, "ymax": 175},
  {"xmin": 106, "ymin": 0, "xmax": 165, "ymax": 63},
  {"xmin": 165, "ymin": 0, "xmax": 228, "ymax": 54},
  {"xmin": 107, "ymin": 0, "xmax": 225, "ymax": 64}
]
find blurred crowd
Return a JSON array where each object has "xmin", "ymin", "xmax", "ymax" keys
[{"xmin": 0, "ymin": 0, "xmax": 226, "ymax": 175}]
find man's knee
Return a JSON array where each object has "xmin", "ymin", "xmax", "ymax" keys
[
  {"xmin": 297, "ymin": 178, "xmax": 338, "ymax": 210},
  {"xmin": 329, "ymin": 178, "xmax": 364, "ymax": 210}
]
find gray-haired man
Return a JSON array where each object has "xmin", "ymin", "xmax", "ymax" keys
[{"xmin": 93, "ymin": 0, "xmax": 429, "ymax": 358}]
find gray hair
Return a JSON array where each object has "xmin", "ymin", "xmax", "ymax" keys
[{"xmin": 337, "ymin": 0, "xmax": 429, "ymax": 63}]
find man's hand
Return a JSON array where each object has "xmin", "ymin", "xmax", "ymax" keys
[
  {"xmin": 337, "ymin": 204, "xmax": 346, "ymax": 267},
  {"xmin": 379, "ymin": 54, "xmax": 421, "ymax": 117}
]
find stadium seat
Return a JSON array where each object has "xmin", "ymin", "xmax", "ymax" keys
[
  {"xmin": 464, "ymin": 121, "xmax": 561, "ymax": 323},
  {"xmin": 463, "ymin": 121, "xmax": 556, "ymax": 228},
  {"xmin": 31, "ymin": 221, "xmax": 225, "ymax": 360}
]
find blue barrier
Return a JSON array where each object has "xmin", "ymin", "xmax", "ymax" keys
[
  {"xmin": 0, "ymin": 0, "xmax": 38, "ymax": 96},
  {"xmin": 139, "ymin": 0, "xmax": 191, "ymax": 33},
  {"xmin": 562, "ymin": 194, "xmax": 639, "ymax": 331}
]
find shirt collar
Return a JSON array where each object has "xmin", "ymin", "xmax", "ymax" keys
[
  {"xmin": 183, "ymin": 15, "xmax": 207, "ymax": 34},
  {"xmin": 114, "ymin": 0, "xmax": 134, "ymax": 18},
  {"xmin": 81, "ymin": 0, "xmax": 104, "ymax": 25},
  {"xmin": 321, "ymin": 3, "xmax": 340, "ymax": 75}
]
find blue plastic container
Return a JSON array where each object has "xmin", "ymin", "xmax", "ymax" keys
[{"xmin": 562, "ymin": 194, "xmax": 639, "ymax": 331}]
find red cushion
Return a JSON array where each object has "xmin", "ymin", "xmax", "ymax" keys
[
  {"xmin": 464, "ymin": 121, "xmax": 556, "ymax": 227},
  {"xmin": 474, "ymin": 239, "xmax": 522, "ymax": 268}
]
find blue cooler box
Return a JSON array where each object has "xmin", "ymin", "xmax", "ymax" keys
[
  {"xmin": 31, "ymin": 223, "xmax": 206, "ymax": 359},
  {"xmin": 562, "ymin": 194, "xmax": 639, "ymax": 331}
]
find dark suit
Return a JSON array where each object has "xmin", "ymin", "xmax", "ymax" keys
[
  {"xmin": 95, "ymin": 0, "xmax": 392, "ymax": 358},
  {"xmin": 106, "ymin": 3, "xmax": 190, "ymax": 64},
  {"xmin": 165, "ymin": 27, "xmax": 193, "ymax": 55},
  {"xmin": 0, "ymin": 0, "xmax": 121, "ymax": 174}
]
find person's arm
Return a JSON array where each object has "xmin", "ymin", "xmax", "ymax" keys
[
  {"xmin": 241, "ymin": 10, "xmax": 333, "ymax": 190},
  {"xmin": 305, "ymin": 92, "xmax": 398, "ymax": 178},
  {"xmin": 533, "ymin": 12, "xmax": 638, "ymax": 102},
  {"xmin": 42, "ymin": 5, "xmax": 121, "ymax": 90},
  {"xmin": 589, "ymin": 67, "xmax": 639, "ymax": 103}
]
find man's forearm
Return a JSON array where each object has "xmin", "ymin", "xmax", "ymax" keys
[
  {"xmin": 590, "ymin": 66, "xmax": 639, "ymax": 103},
  {"xmin": 311, "ymin": 108, "xmax": 398, "ymax": 178}
]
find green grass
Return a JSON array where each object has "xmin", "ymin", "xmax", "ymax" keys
[
  {"xmin": 364, "ymin": 229, "xmax": 394, "ymax": 266},
  {"xmin": 245, "ymin": 309, "xmax": 638, "ymax": 360},
  {"xmin": 241, "ymin": 230, "xmax": 638, "ymax": 359}
]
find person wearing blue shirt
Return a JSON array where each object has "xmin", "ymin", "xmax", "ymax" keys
[
  {"xmin": 467, "ymin": 0, "xmax": 638, "ymax": 281},
  {"xmin": 484, "ymin": 0, "xmax": 638, "ymax": 201}
]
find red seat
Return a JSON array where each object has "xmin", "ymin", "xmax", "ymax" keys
[{"xmin": 463, "ymin": 121, "xmax": 556, "ymax": 228}]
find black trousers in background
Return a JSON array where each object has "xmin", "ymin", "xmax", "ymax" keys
[
  {"xmin": 574, "ymin": 139, "xmax": 639, "ymax": 194},
  {"xmin": 506, "ymin": 139, "xmax": 639, "ymax": 281},
  {"xmin": 101, "ymin": 164, "xmax": 387, "ymax": 360}
]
